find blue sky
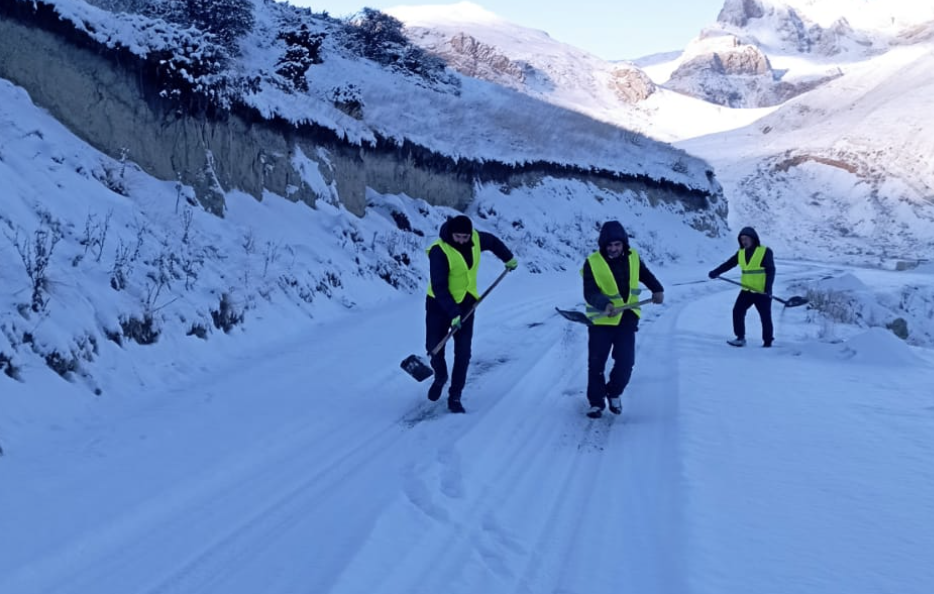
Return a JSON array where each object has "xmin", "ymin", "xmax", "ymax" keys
[{"xmin": 296, "ymin": 0, "xmax": 726, "ymax": 59}]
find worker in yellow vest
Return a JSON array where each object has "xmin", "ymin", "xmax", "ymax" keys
[
  {"xmin": 582, "ymin": 221, "xmax": 664, "ymax": 419},
  {"xmin": 708, "ymin": 226, "xmax": 776, "ymax": 348},
  {"xmin": 426, "ymin": 215, "xmax": 517, "ymax": 413}
]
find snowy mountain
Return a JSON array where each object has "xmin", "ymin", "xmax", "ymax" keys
[
  {"xmin": 388, "ymin": 1, "xmax": 934, "ymax": 264},
  {"xmin": 388, "ymin": 4, "xmax": 659, "ymax": 127},
  {"xmin": 664, "ymin": 0, "xmax": 934, "ymax": 107},
  {"xmin": 678, "ymin": 42, "xmax": 934, "ymax": 262},
  {"xmin": 672, "ymin": 0, "xmax": 934, "ymax": 261}
]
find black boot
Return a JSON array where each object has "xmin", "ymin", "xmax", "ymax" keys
[
  {"xmin": 448, "ymin": 398, "xmax": 466, "ymax": 414},
  {"xmin": 427, "ymin": 380, "xmax": 445, "ymax": 401}
]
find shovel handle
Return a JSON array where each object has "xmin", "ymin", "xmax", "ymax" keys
[
  {"xmin": 713, "ymin": 276, "xmax": 790, "ymax": 305},
  {"xmin": 604, "ymin": 297, "xmax": 654, "ymax": 317},
  {"xmin": 428, "ymin": 268, "xmax": 512, "ymax": 357}
]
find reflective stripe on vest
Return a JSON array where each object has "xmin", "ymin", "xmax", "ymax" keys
[
  {"xmin": 584, "ymin": 248, "xmax": 641, "ymax": 325},
  {"xmin": 426, "ymin": 229, "xmax": 481, "ymax": 303},
  {"xmin": 739, "ymin": 246, "xmax": 767, "ymax": 292}
]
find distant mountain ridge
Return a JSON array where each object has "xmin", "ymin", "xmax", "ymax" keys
[{"xmin": 665, "ymin": 0, "xmax": 934, "ymax": 107}]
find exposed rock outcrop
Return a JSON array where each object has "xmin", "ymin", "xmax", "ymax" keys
[
  {"xmin": 665, "ymin": 34, "xmax": 841, "ymax": 108},
  {"xmin": 443, "ymin": 32, "xmax": 532, "ymax": 87},
  {"xmin": 607, "ymin": 66, "xmax": 656, "ymax": 103}
]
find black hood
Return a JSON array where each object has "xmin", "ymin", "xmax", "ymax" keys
[
  {"xmin": 598, "ymin": 221, "xmax": 629, "ymax": 250},
  {"xmin": 438, "ymin": 220, "xmax": 475, "ymax": 264},
  {"xmin": 439, "ymin": 220, "xmax": 453, "ymax": 243},
  {"xmin": 737, "ymin": 226, "xmax": 760, "ymax": 247}
]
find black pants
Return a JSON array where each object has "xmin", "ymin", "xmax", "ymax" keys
[
  {"xmin": 425, "ymin": 297, "xmax": 475, "ymax": 400},
  {"xmin": 733, "ymin": 290, "xmax": 773, "ymax": 343},
  {"xmin": 586, "ymin": 319, "xmax": 637, "ymax": 409}
]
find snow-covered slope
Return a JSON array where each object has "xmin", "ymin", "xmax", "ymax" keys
[
  {"xmin": 660, "ymin": 0, "xmax": 934, "ymax": 106},
  {"xmin": 0, "ymin": 0, "xmax": 723, "ymax": 197},
  {"xmin": 0, "ymin": 74, "xmax": 725, "ymax": 393},
  {"xmin": 387, "ymin": 2, "xmax": 719, "ymax": 141},
  {"xmin": 389, "ymin": 1, "xmax": 934, "ymax": 263},
  {"xmin": 680, "ymin": 42, "xmax": 934, "ymax": 262},
  {"xmin": 671, "ymin": 2, "xmax": 934, "ymax": 262}
]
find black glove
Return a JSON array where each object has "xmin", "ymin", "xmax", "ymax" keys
[{"xmin": 708, "ymin": 270, "xmax": 717, "ymax": 279}]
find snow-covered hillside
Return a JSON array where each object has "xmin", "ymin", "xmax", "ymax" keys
[
  {"xmin": 672, "ymin": 1, "xmax": 934, "ymax": 262},
  {"xmin": 389, "ymin": 1, "xmax": 934, "ymax": 264},
  {"xmin": 679, "ymin": 42, "xmax": 934, "ymax": 262},
  {"xmin": 0, "ymin": 74, "xmax": 723, "ymax": 394},
  {"xmin": 388, "ymin": 2, "xmax": 762, "ymax": 142},
  {"xmin": 8, "ymin": 0, "xmax": 712, "ymax": 184}
]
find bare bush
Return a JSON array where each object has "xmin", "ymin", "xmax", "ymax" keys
[
  {"xmin": 96, "ymin": 148, "xmax": 130, "ymax": 196},
  {"xmin": 5, "ymin": 222, "xmax": 63, "ymax": 312},
  {"xmin": 120, "ymin": 315, "xmax": 160, "ymax": 345},
  {"xmin": 45, "ymin": 350, "xmax": 79, "ymax": 379},
  {"xmin": 144, "ymin": 248, "xmax": 183, "ymax": 313},
  {"xmin": 180, "ymin": 250, "xmax": 205, "ymax": 291},
  {"xmin": 180, "ymin": 208, "xmax": 195, "ymax": 246},
  {"xmin": 0, "ymin": 351, "xmax": 21, "ymax": 380},
  {"xmin": 110, "ymin": 223, "xmax": 145, "ymax": 291},
  {"xmin": 262, "ymin": 241, "xmax": 280, "ymax": 278},
  {"xmin": 211, "ymin": 293, "xmax": 244, "ymax": 333},
  {"xmin": 79, "ymin": 210, "xmax": 113, "ymax": 263}
]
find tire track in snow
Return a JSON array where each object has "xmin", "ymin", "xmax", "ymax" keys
[{"xmin": 324, "ymin": 308, "xmax": 589, "ymax": 594}]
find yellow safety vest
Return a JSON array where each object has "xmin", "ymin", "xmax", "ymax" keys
[
  {"xmin": 584, "ymin": 248, "xmax": 641, "ymax": 325},
  {"xmin": 426, "ymin": 230, "xmax": 481, "ymax": 303},
  {"xmin": 739, "ymin": 246, "xmax": 767, "ymax": 292}
]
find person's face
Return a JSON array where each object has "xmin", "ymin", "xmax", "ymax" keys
[
  {"xmin": 606, "ymin": 240, "xmax": 624, "ymax": 259},
  {"xmin": 739, "ymin": 235, "xmax": 753, "ymax": 249},
  {"xmin": 452, "ymin": 232, "xmax": 471, "ymax": 245}
]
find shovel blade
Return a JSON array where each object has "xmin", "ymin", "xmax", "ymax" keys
[
  {"xmin": 555, "ymin": 307, "xmax": 593, "ymax": 326},
  {"xmin": 401, "ymin": 353, "xmax": 434, "ymax": 382},
  {"xmin": 783, "ymin": 295, "xmax": 809, "ymax": 308}
]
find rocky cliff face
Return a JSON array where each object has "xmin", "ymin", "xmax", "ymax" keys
[{"xmin": 0, "ymin": 14, "xmax": 481, "ymax": 217}]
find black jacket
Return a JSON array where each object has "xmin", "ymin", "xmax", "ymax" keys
[
  {"xmin": 427, "ymin": 220, "xmax": 513, "ymax": 319},
  {"xmin": 583, "ymin": 250, "xmax": 664, "ymax": 324},
  {"xmin": 709, "ymin": 226, "xmax": 775, "ymax": 294}
]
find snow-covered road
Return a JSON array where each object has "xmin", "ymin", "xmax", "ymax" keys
[{"xmin": 2, "ymin": 265, "xmax": 933, "ymax": 594}]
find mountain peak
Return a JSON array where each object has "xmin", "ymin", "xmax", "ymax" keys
[{"xmin": 718, "ymin": 0, "xmax": 934, "ymax": 35}]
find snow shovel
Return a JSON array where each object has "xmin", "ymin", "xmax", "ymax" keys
[
  {"xmin": 555, "ymin": 298, "xmax": 654, "ymax": 326},
  {"xmin": 714, "ymin": 276, "xmax": 808, "ymax": 308},
  {"xmin": 401, "ymin": 268, "xmax": 512, "ymax": 382}
]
